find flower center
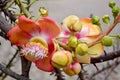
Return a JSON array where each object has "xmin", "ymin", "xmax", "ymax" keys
[{"xmin": 21, "ymin": 37, "xmax": 48, "ymax": 60}]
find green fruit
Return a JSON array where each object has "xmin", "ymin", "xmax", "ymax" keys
[{"xmin": 101, "ymin": 36, "xmax": 114, "ymax": 46}]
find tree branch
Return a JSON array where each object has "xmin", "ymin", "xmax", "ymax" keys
[
  {"xmin": 0, "ymin": 63, "xmax": 30, "ymax": 80},
  {"xmin": 0, "ymin": 6, "xmax": 32, "ymax": 79},
  {"xmin": 91, "ymin": 49, "xmax": 120, "ymax": 63}
]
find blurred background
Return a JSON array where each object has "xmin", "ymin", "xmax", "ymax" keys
[{"xmin": 0, "ymin": 0, "xmax": 120, "ymax": 80}]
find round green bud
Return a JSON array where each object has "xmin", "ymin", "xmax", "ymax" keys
[
  {"xmin": 101, "ymin": 36, "xmax": 114, "ymax": 46},
  {"xmin": 102, "ymin": 15, "xmax": 110, "ymax": 24},
  {"xmin": 75, "ymin": 43, "xmax": 88, "ymax": 56},
  {"xmin": 112, "ymin": 6, "xmax": 120, "ymax": 15},
  {"xmin": 92, "ymin": 16, "xmax": 100, "ymax": 24},
  {"xmin": 68, "ymin": 36, "xmax": 77, "ymax": 48},
  {"xmin": 109, "ymin": 1, "xmax": 116, "ymax": 8}
]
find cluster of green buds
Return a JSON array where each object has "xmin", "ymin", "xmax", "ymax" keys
[{"xmin": 109, "ymin": 0, "xmax": 120, "ymax": 18}]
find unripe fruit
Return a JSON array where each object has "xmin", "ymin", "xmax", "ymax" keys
[
  {"xmin": 51, "ymin": 50, "xmax": 72, "ymax": 68},
  {"xmin": 75, "ymin": 43, "xmax": 88, "ymax": 56},
  {"xmin": 68, "ymin": 36, "xmax": 77, "ymax": 48},
  {"xmin": 101, "ymin": 36, "xmax": 114, "ymax": 46},
  {"xmin": 63, "ymin": 62, "xmax": 81, "ymax": 76}
]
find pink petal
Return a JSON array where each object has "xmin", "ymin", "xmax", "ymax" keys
[
  {"xmin": 35, "ymin": 53, "xmax": 54, "ymax": 72},
  {"xmin": 7, "ymin": 26, "xmax": 30, "ymax": 46},
  {"xmin": 80, "ymin": 18, "xmax": 101, "ymax": 36},
  {"xmin": 38, "ymin": 17, "xmax": 61, "ymax": 39},
  {"xmin": 18, "ymin": 16, "xmax": 41, "ymax": 34},
  {"xmin": 35, "ymin": 41, "xmax": 55, "ymax": 72}
]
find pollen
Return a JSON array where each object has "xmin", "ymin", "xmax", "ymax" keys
[{"xmin": 21, "ymin": 42, "xmax": 48, "ymax": 60}]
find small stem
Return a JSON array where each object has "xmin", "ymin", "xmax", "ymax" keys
[
  {"xmin": 56, "ymin": 36, "xmax": 69, "ymax": 40},
  {"xmin": 54, "ymin": 68, "xmax": 65, "ymax": 80},
  {"xmin": 56, "ymin": 40, "xmax": 73, "ymax": 51},
  {"xmin": 15, "ymin": 0, "xmax": 32, "ymax": 18},
  {"xmin": 1, "ymin": 49, "xmax": 19, "ymax": 80},
  {"xmin": 3, "ymin": 0, "xmax": 15, "ymax": 10},
  {"xmin": 27, "ymin": 0, "xmax": 36, "ymax": 8}
]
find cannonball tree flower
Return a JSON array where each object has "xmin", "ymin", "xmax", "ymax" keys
[
  {"xmin": 7, "ymin": 16, "xmax": 61, "ymax": 72},
  {"xmin": 60, "ymin": 15, "xmax": 104, "ymax": 63}
]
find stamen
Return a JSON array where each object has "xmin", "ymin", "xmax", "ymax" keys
[{"xmin": 21, "ymin": 42, "xmax": 48, "ymax": 60}]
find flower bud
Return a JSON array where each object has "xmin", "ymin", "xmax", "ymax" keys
[
  {"xmin": 63, "ymin": 62, "xmax": 81, "ymax": 76},
  {"xmin": 75, "ymin": 43, "xmax": 88, "ymax": 56},
  {"xmin": 51, "ymin": 50, "xmax": 72, "ymax": 68},
  {"xmin": 109, "ymin": 1, "xmax": 116, "ymax": 8},
  {"xmin": 39, "ymin": 7, "xmax": 48, "ymax": 17},
  {"xmin": 101, "ymin": 36, "xmax": 114, "ymax": 46},
  {"xmin": 72, "ymin": 21, "xmax": 82, "ymax": 32},
  {"xmin": 62, "ymin": 15, "xmax": 81, "ymax": 32},
  {"xmin": 112, "ymin": 6, "xmax": 120, "ymax": 18},
  {"xmin": 102, "ymin": 15, "xmax": 110, "ymax": 24},
  {"xmin": 63, "ymin": 15, "xmax": 79, "ymax": 27},
  {"xmin": 68, "ymin": 36, "xmax": 77, "ymax": 48},
  {"xmin": 92, "ymin": 16, "xmax": 100, "ymax": 24}
]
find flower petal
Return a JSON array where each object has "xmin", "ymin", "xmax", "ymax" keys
[
  {"xmin": 38, "ymin": 17, "xmax": 61, "ymax": 39},
  {"xmin": 88, "ymin": 43, "xmax": 104, "ymax": 57},
  {"xmin": 35, "ymin": 53, "xmax": 54, "ymax": 72},
  {"xmin": 18, "ymin": 16, "xmax": 41, "ymax": 34},
  {"xmin": 35, "ymin": 41, "xmax": 55, "ymax": 72},
  {"xmin": 74, "ymin": 54, "xmax": 91, "ymax": 64},
  {"xmin": 80, "ymin": 18, "xmax": 101, "ymax": 36},
  {"xmin": 7, "ymin": 26, "xmax": 30, "ymax": 46},
  {"xmin": 80, "ymin": 34, "xmax": 101, "ymax": 44}
]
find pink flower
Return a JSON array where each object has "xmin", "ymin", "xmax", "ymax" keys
[
  {"xmin": 61, "ymin": 15, "xmax": 103, "ymax": 63},
  {"xmin": 61, "ymin": 17, "xmax": 101, "ymax": 44},
  {"xmin": 7, "ymin": 16, "xmax": 61, "ymax": 72}
]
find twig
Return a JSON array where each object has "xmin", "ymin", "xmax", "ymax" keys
[
  {"xmin": 1, "ymin": 48, "xmax": 19, "ymax": 80},
  {"xmin": 91, "ymin": 49, "xmax": 120, "ymax": 63},
  {"xmin": 21, "ymin": 56, "xmax": 31, "ymax": 78},
  {"xmin": 90, "ymin": 60, "xmax": 120, "ymax": 80},
  {"xmin": 0, "ymin": 63, "xmax": 30, "ymax": 80},
  {"xmin": 88, "ymin": 14, "xmax": 120, "ymax": 47},
  {"xmin": 54, "ymin": 68, "xmax": 65, "ymax": 80}
]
